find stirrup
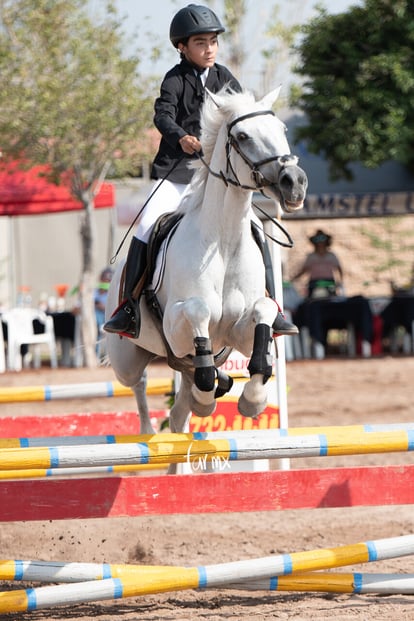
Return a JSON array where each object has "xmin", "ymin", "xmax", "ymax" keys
[
  {"xmin": 103, "ymin": 301, "xmax": 140, "ymax": 338},
  {"xmin": 272, "ymin": 312, "xmax": 299, "ymax": 337}
]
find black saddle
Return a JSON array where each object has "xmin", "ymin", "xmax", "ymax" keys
[{"xmin": 147, "ymin": 211, "xmax": 184, "ymax": 281}]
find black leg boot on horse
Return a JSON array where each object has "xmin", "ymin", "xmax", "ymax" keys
[
  {"xmin": 103, "ymin": 237, "xmax": 148, "ymax": 338},
  {"xmin": 262, "ymin": 237, "xmax": 299, "ymax": 337}
]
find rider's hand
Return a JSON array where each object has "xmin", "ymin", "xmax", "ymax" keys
[{"xmin": 179, "ymin": 134, "xmax": 202, "ymax": 155}]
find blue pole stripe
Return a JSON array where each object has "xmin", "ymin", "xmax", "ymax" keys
[
  {"xmin": 48, "ymin": 447, "xmax": 59, "ymax": 468},
  {"xmin": 113, "ymin": 577, "xmax": 123, "ymax": 598},
  {"xmin": 106, "ymin": 435, "xmax": 116, "ymax": 444},
  {"xmin": 193, "ymin": 432, "xmax": 205, "ymax": 440},
  {"xmin": 46, "ymin": 469, "xmax": 53, "ymax": 476},
  {"xmin": 27, "ymin": 587, "xmax": 37, "ymax": 611},
  {"xmin": 14, "ymin": 560, "xmax": 24, "ymax": 580},
  {"xmin": 20, "ymin": 438, "xmax": 29, "ymax": 448},
  {"xmin": 137, "ymin": 443, "xmax": 149, "ymax": 464},
  {"xmin": 197, "ymin": 566, "xmax": 207, "ymax": 588},
  {"xmin": 407, "ymin": 430, "xmax": 414, "ymax": 450},
  {"xmin": 102, "ymin": 563, "xmax": 112, "ymax": 579},
  {"xmin": 282, "ymin": 554, "xmax": 293, "ymax": 575},
  {"xmin": 366, "ymin": 541, "xmax": 377, "ymax": 562},
  {"xmin": 105, "ymin": 382, "xmax": 114, "ymax": 397},
  {"xmin": 44, "ymin": 386, "xmax": 52, "ymax": 401},
  {"xmin": 228, "ymin": 438, "xmax": 238, "ymax": 460},
  {"xmin": 269, "ymin": 576, "xmax": 278, "ymax": 590},
  {"xmin": 319, "ymin": 434, "xmax": 328, "ymax": 456},
  {"xmin": 353, "ymin": 572, "xmax": 363, "ymax": 593},
  {"xmin": 279, "ymin": 429, "xmax": 288, "ymax": 437}
]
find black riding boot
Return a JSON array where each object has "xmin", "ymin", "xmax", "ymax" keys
[
  {"xmin": 262, "ymin": 238, "xmax": 298, "ymax": 337},
  {"xmin": 103, "ymin": 238, "xmax": 148, "ymax": 338}
]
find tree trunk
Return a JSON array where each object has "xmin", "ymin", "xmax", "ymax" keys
[{"xmin": 79, "ymin": 192, "xmax": 98, "ymax": 368}]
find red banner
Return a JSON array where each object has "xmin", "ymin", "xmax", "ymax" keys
[{"xmin": 189, "ymin": 400, "xmax": 279, "ymax": 433}]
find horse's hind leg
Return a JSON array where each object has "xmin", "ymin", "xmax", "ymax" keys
[
  {"xmin": 130, "ymin": 370, "xmax": 154, "ymax": 435},
  {"xmin": 167, "ymin": 372, "xmax": 193, "ymax": 474},
  {"xmin": 106, "ymin": 333, "xmax": 156, "ymax": 434}
]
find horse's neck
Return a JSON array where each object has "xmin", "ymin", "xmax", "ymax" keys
[{"xmin": 197, "ymin": 178, "xmax": 253, "ymax": 250}]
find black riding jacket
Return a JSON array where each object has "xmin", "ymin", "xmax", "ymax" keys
[{"xmin": 151, "ymin": 58, "xmax": 242, "ymax": 184}]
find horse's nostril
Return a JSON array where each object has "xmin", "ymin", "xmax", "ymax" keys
[{"xmin": 280, "ymin": 173, "xmax": 294, "ymax": 190}]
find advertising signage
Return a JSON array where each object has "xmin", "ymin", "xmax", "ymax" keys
[{"xmin": 283, "ymin": 191, "xmax": 414, "ymax": 220}]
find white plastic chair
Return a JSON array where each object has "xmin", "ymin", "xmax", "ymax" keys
[{"xmin": 2, "ymin": 308, "xmax": 58, "ymax": 371}]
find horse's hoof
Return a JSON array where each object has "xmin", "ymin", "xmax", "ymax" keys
[
  {"xmin": 238, "ymin": 393, "xmax": 266, "ymax": 419},
  {"xmin": 191, "ymin": 386, "xmax": 216, "ymax": 417},
  {"xmin": 193, "ymin": 404, "xmax": 216, "ymax": 418}
]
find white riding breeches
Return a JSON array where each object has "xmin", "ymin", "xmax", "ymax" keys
[{"xmin": 134, "ymin": 179, "xmax": 188, "ymax": 243}]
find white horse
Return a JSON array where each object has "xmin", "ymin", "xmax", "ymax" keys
[{"xmin": 106, "ymin": 87, "xmax": 307, "ymax": 442}]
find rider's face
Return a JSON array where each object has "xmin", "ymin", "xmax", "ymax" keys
[{"xmin": 179, "ymin": 33, "xmax": 219, "ymax": 70}]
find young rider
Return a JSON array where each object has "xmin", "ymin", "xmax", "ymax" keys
[{"xmin": 104, "ymin": 4, "xmax": 297, "ymax": 339}]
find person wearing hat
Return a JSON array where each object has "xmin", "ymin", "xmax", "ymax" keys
[
  {"xmin": 291, "ymin": 229, "xmax": 344, "ymax": 298},
  {"xmin": 104, "ymin": 4, "xmax": 296, "ymax": 339}
]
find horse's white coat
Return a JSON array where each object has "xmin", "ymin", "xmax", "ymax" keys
[{"xmin": 106, "ymin": 88, "xmax": 307, "ymax": 445}]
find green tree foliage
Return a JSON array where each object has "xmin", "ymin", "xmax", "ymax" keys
[
  {"xmin": 0, "ymin": 0, "xmax": 155, "ymax": 366},
  {"xmin": 292, "ymin": 0, "xmax": 414, "ymax": 180},
  {"xmin": 261, "ymin": 2, "xmax": 303, "ymax": 97},
  {"xmin": 223, "ymin": 0, "xmax": 246, "ymax": 78}
]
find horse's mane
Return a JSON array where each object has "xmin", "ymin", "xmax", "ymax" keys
[{"xmin": 179, "ymin": 87, "xmax": 258, "ymax": 213}]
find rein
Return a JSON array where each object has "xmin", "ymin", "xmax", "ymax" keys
[
  {"xmin": 109, "ymin": 155, "xmax": 185, "ymax": 264},
  {"xmin": 252, "ymin": 200, "xmax": 294, "ymax": 248}
]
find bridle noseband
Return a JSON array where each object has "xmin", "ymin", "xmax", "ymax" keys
[{"xmin": 196, "ymin": 109, "xmax": 298, "ymax": 192}]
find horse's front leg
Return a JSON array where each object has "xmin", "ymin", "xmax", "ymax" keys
[
  {"xmin": 238, "ymin": 298, "xmax": 275, "ymax": 418},
  {"xmin": 165, "ymin": 297, "xmax": 217, "ymax": 418}
]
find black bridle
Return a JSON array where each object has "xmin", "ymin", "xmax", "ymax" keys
[
  {"xmin": 197, "ymin": 109, "xmax": 298, "ymax": 192},
  {"xmin": 112, "ymin": 109, "xmax": 298, "ymax": 262},
  {"xmin": 195, "ymin": 108, "xmax": 298, "ymax": 247}
]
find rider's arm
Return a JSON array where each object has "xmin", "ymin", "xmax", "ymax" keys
[{"xmin": 153, "ymin": 70, "xmax": 187, "ymax": 149}]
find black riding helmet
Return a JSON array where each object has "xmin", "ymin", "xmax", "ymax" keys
[{"xmin": 170, "ymin": 4, "xmax": 225, "ymax": 48}]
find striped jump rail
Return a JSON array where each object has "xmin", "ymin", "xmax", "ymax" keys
[
  {"xmin": 2, "ymin": 559, "xmax": 414, "ymax": 594},
  {"xmin": 1, "ymin": 534, "xmax": 414, "ymax": 613},
  {"xmin": 0, "ymin": 426, "xmax": 413, "ymax": 471},
  {"xmin": 1, "ymin": 421, "xmax": 414, "ymax": 449},
  {"xmin": 0, "ymin": 378, "xmax": 172, "ymax": 403}
]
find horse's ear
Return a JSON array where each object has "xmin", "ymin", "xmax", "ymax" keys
[
  {"xmin": 205, "ymin": 88, "xmax": 221, "ymax": 109},
  {"xmin": 259, "ymin": 86, "xmax": 282, "ymax": 109}
]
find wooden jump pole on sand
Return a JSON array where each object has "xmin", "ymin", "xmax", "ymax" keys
[
  {"xmin": 1, "ymin": 534, "xmax": 414, "ymax": 613},
  {"xmin": 2, "ymin": 557, "xmax": 414, "ymax": 595},
  {"xmin": 3, "ymin": 559, "xmax": 414, "ymax": 595}
]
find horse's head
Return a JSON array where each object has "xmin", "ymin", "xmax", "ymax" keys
[{"xmin": 202, "ymin": 87, "xmax": 308, "ymax": 214}]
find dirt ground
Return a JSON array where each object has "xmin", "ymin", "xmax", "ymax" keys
[{"xmin": 1, "ymin": 355, "xmax": 414, "ymax": 620}]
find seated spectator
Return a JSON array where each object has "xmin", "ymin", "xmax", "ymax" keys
[{"xmin": 291, "ymin": 229, "xmax": 344, "ymax": 299}]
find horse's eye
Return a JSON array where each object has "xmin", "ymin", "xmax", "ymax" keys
[{"xmin": 236, "ymin": 131, "xmax": 248, "ymax": 141}]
